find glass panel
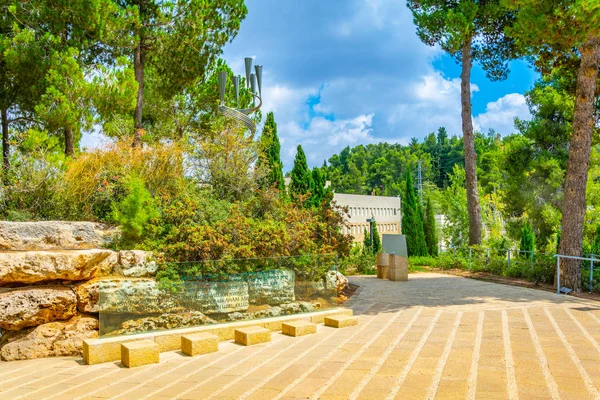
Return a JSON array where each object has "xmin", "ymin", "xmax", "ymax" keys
[{"xmin": 98, "ymin": 255, "xmax": 339, "ymax": 337}]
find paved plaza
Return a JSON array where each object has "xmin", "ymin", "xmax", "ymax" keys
[{"xmin": 2, "ymin": 272, "xmax": 600, "ymax": 399}]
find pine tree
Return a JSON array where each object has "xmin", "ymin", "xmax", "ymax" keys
[
  {"xmin": 290, "ymin": 145, "xmax": 313, "ymax": 202},
  {"xmin": 424, "ymin": 196, "xmax": 438, "ymax": 256},
  {"xmin": 258, "ymin": 112, "xmax": 285, "ymax": 192},
  {"xmin": 402, "ymin": 168, "xmax": 429, "ymax": 256},
  {"xmin": 520, "ymin": 222, "xmax": 535, "ymax": 258}
]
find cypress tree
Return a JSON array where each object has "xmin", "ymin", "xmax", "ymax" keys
[
  {"xmin": 402, "ymin": 168, "xmax": 428, "ymax": 256},
  {"xmin": 290, "ymin": 145, "xmax": 313, "ymax": 202},
  {"xmin": 372, "ymin": 220, "xmax": 382, "ymax": 254},
  {"xmin": 363, "ymin": 228, "xmax": 371, "ymax": 254},
  {"xmin": 258, "ymin": 112, "xmax": 285, "ymax": 192},
  {"xmin": 424, "ymin": 196, "xmax": 438, "ymax": 256},
  {"xmin": 520, "ymin": 222, "xmax": 535, "ymax": 258}
]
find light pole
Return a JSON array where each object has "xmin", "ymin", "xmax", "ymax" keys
[
  {"xmin": 217, "ymin": 57, "xmax": 263, "ymax": 136},
  {"xmin": 366, "ymin": 218, "xmax": 375, "ymax": 252}
]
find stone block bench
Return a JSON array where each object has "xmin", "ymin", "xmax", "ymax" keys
[
  {"xmin": 234, "ymin": 326, "xmax": 271, "ymax": 346},
  {"xmin": 83, "ymin": 307, "xmax": 354, "ymax": 365},
  {"xmin": 324, "ymin": 315, "xmax": 359, "ymax": 328}
]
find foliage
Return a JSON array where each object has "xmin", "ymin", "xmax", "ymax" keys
[
  {"xmin": 340, "ymin": 245, "xmax": 377, "ymax": 275},
  {"xmin": 402, "ymin": 168, "xmax": 429, "ymax": 256},
  {"xmin": 424, "ymin": 196, "xmax": 438, "ymax": 256},
  {"xmin": 112, "ymin": 174, "xmax": 158, "ymax": 246},
  {"xmin": 372, "ymin": 220, "xmax": 382, "ymax": 254},
  {"xmin": 519, "ymin": 221, "xmax": 535, "ymax": 257},
  {"xmin": 258, "ymin": 112, "xmax": 285, "ymax": 193},
  {"xmin": 289, "ymin": 145, "xmax": 313, "ymax": 203}
]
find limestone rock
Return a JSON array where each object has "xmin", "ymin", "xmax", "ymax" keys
[
  {"xmin": 116, "ymin": 250, "xmax": 157, "ymax": 277},
  {"xmin": 97, "ymin": 279, "xmax": 167, "ymax": 314},
  {"xmin": 330, "ymin": 271, "xmax": 349, "ymax": 293},
  {"xmin": 0, "ymin": 249, "xmax": 115, "ymax": 285},
  {"xmin": 0, "ymin": 315, "xmax": 99, "ymax": 361},
  {"xmin": 0, "ymin": 286, "xmax": 77, "ymax": 330},
  {"xmin": 111, "ymin": 312, "xmax": 216, "ymax": 336},
  {"xmin": 247, "ymin": 269, "xmax": 295, "ymax": 305},
  {"xmin": 74, "ymin": 280, "xmax": 99, "ymax": 313},
  {"xmin": 97, "ymin": 251, "xmax": 120, "ymax": 277},
  {"xmin": 0, "ymin": 221, "xmax": 118, "ymax": 251}
]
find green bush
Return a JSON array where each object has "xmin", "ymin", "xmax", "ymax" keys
[
  {"xmin": 112, "ymin": 175, "xmax": 159, "ymax": 246},
  {"xmin": 340, "ymin": 245, "xmax": 376, "ymax": 275}
]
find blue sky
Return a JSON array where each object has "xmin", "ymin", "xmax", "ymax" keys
[{"xmin": 223, "ymin": 0, "xmax": 539, "ymax": 170}]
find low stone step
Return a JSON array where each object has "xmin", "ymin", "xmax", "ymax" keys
[
  {"xmin": 324, "ymin": 315, "xmax": 359, "ymax": 328},
  {"xmin": 282, "ymin": 321, "xmax": 317, "ymax": 337},
  {"xmin": 235, "ymin": 326, "xmax": 271, "ymax": 346},
  {"xmin": 121, "ymin": 340, "xmax": 159, "ymax": 368},
  {"xmin": 181, "ymin": 333, "xmax": 219, "ymax": 356}
]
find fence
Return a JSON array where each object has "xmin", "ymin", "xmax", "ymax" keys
[
  {"xmin": 435, "ymin": 246, "xmax": 600, "ymax": 294},
  {"xmin": 555, "ymin": 254, "xmax": 599, "ymax": 295}
]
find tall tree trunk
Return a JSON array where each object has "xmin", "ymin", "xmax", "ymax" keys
[
  {"xmin": 461, "ymin": 37, "xmax": 483, "ymax": 245},
  {"xmin": 64, "ymin": 127, "xmax": 74, "ymax": 157},
  {"xmin": 133, "ymin": 37, "xmax": 145, "ymax": 148},
  {"xmin": 558, "ymin": 36, "xmax": 600, "ymax": 293},
  {"xmin": 1, "ymin": 108, "xmax": 9, "ymax": 173}
]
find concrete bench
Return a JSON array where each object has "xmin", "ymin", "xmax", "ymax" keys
[
  {"xmin": 121, "ymin": 340, "xmax": 159, "ymax": 368},
  {"xmin": 282, "ymin": 321, "xmax": 317, "ymax": 337},
  {"xmin": 235, "ymin": 326, "xmax": 271, "ymax": 346},
  {"xmin": 324, "ymin": 315, "xmax": 359, "ymax": 328},
  {"xmin": 181, "ymin": 333, "xmax": 219, "ymax": 357}
]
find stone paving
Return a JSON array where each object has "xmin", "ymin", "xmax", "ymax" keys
[{"xmin": 2, "ymin": 272, "xmax": 600, "ymax": 399}]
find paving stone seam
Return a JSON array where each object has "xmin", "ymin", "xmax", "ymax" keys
[
  {"xmin": 587, "ymin": 309, "xmax": 600, "ymax": 326},
  {"xmin": 204, "ymin": 329, "xmax": 320, "ymax": 399},
  {"xmin": 72, "ymin": 340, "xmax": 248, "ymax": 400},
  {"xmin": 1, "ymin": 362, "xmax": 81, "ymax": 396},
  {"xmin": 466, "ymin": 311, "xmax": 485, "ymax": 400},
  {"xmin": 271, "ymin": 303, "xmax": 392, "ymax": 400},
  {"xmin": 543, "ymin": 307, "xmax": 600, "ymax": 399},
  {"xmin": 501, "ymin": 309, "xmax": 519, "ymax": 400},
  {"xmin": 346, "ymin": 307, "xmax": 424, "ymax": 400},
  {"xmin": 116, "ymin": 304, "xmax": 376, "ymax": 400},
  {"xmin": 564, "ymin": 308, "xmax": 600, "ymax": 353},
  {"xmin": 384, "ymin": 309, "xmax": 443, "ymax": 400},
  {"xmin": 13, "ymin": 361, "xmax": 114, "ymax": 400},
  {"xmin": 180, "ymin": 304, "xmax": 382, "ymax": 400},
  {"xmin": 425, "ymin": 311, "xmax": 463, "ymax": 400},
  {"xmin": 237, "ymin": 323, "xmax": 342, "ymax": 400},
  {"xmin": 0, "ymin": 363, "xmax": 40, "ymax": 381},
  {"xmin": 143, "ymin": 335, "xmax": 288, "ymax": 400},
  {"xmin": 308, "ymin": 308, "xmax": 408, "ymax": 400},
  {"xmin": 522, "ymin": 308, "xmax": 560, "ymax": 400}
]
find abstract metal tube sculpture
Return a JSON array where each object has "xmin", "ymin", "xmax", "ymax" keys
[{"xmin": 218, "ymin": 57, "xmax": 263, "ymax": 135}]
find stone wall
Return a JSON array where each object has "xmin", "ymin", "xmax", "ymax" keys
[
  {"xmin": 0, "ymin": 221, "xmax": 347, "ymax": 361},
  {"xmin": 0, "ymin": 222, "xmax": 152, "ymax": 361}
]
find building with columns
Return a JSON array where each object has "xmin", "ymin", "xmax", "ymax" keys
[{"xmin": 333, "ymin": 193, "xmax": 402, "ymax": 243}]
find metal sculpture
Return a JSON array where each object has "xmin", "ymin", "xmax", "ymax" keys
[{"xmin": 217, "ymin": 57, "xmax": 263, "ymax": 135}]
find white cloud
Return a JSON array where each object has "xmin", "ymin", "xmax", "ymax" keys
[
  {"xmin": 280, "ymin": 114, "xmax": 376, "ymax": 168},
  {"xmin": 474, "ymin": 93, "xmax": 530, "ymax": 135}
]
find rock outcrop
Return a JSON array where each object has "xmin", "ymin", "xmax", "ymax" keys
[
  {"xmin": 0, "ymin": 221, "xmax": 118, "ymax": 251},
  {"xmin": 0, "ymin": 315, "xmax": 99, "ymax": 361},
  {"xmin": 115, "ymin": 250, "xmax": 157, "ymax": 277},
  {"xmin": 74, "ymin": 280, "xmax": 99, "ymax": 313},
  {"xmin": 0, "ymin": 286, "xmax": 77, "ymax": 330},
  {"xmin": 0, "ymin": 249, "xmax": 115, "ymax": 284},
  {"xmin": 111, "ymin": 312, "xmax": 216, "ymax": 336}
]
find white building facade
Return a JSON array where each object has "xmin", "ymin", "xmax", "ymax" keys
[{"xmin": 333, "ymin": 193, "xmax": 402, "ymax": 243}]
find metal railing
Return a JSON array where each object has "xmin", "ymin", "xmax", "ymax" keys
[{"xmin": 555, "ymin": 254, "xmax": 598, "ymax": 295}]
